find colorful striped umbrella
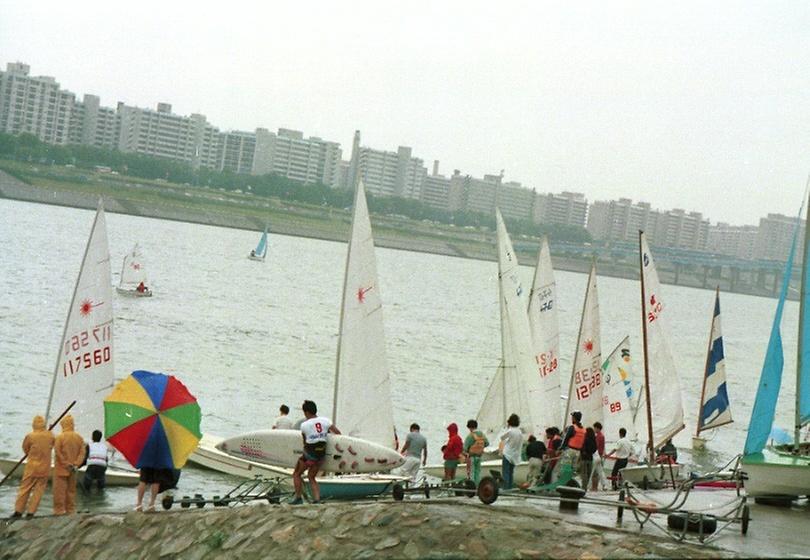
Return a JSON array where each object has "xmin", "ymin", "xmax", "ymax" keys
[{"xmin": 104, "ymin": 370, "xmax": 201, "ymax": 469}]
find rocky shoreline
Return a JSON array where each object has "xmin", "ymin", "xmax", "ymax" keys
[{"xmin": 0, "ymin": 499, "xmax": 732, "ymax": 559}]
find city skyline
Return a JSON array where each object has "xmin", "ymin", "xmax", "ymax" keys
[{"xmin": 2, "ymin": 1, "xmax": 810, "ymax": 225}]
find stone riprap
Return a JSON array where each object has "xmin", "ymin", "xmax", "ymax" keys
[{"xmin": 0, "ymin": 499, "xmax": 732, "ymax": 559}]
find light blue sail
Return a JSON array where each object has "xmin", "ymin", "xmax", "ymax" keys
[
  {"xmin": 255, "ymin": 228, "xmax": 268, "ymax": 258},
  {"xmin": 697, "ymin": 293, "xmax": 732, "ymax": 433},
  {"xmin": 801, "ymin": 214, "xmax": 810, "ymax": 426},
  {"xmin": 744, "ymin": 210, "xmax": 803, "ymax": 455}
]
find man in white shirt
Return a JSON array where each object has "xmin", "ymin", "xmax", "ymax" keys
[
  {"xmin": 606, "ymin": 427, "xmax": 635, "ymax": 490},
  {"xmin": 82, "ymin": 430, "xmax": 108, "ymax": 492},
  {"xmin": 272, "ymin": 404, "xmax": 295, "ymax": 430},
  {"xmin": 499, "ymin": 413, "xmax": 523, "ymax": 490},
  {"xmin": 291, "ymin": 400, "xmax": 340, "ymax": 504}
]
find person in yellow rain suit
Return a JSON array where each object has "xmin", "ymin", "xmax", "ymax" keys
[
  {"xmin": 11, "ymin": 415, "xmax": 54, "ymax": 519},
  {"xmin": 52, "ymin": 415, "xmax": 86, "ymax": 515}
]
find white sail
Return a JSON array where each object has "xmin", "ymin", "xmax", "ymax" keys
[
  {"xmin": 601, "ymin": 336, "xmax": 638, "ymax": 443},
  {"xmin": 332, "ymin": 180, "xmax": 397, "ymax": 448},
  {"xmin": 477, "ymin": 210, "xmax": 547, "ymax": 437},
  {"xmin": 526, "ymin": 237, "xmax": 561, "ymax": 431},
  {"xmin": 46, "ymin": 202, "xmax": 115, "ymax": 440},
  {"xmin": 565, "ymin": 262, "xmax": 603, "ymax": 427},
  {"xmin": 119, "ymin": 244, "xmax": 147, "ymax": 289},
  {"xmin": 640, "ymin": 233, "xmax": 685, "ymax": 449}
]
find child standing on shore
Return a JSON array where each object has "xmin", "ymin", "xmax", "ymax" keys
[
  {"xmin": 463, "ymin": 419, "xmax": 489, "ymax": 484},
  {"xmin": 442, "ymin": 423, "xmax": 463, "ymax": 480}
]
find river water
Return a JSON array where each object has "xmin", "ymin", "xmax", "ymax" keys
[{"xmin": 0, "ymin": 198, "xmax": 801, "ymax": 515}]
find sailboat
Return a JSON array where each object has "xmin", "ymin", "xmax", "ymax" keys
[
  {"xmin": 190, "ymin": 181, "xmax": 404, "ymax": 497},
  {"xmin": 692, "ymin": 288, "xmax": 733, "ymax": 451},
  {"xmin": 116, "ymin": 244, "xmax": 152, "ymax": 297},
  {"xmin": 424, "ymin": 210, "xmax": 545, "ymax": 482},
  {"xmin": 564, "ymin": 262, "xmax": 603, "ymax": 428},
  {"xmin": 619, "ymin": 232, "xmax": 685, "ymax": 485},
  {"xmin": 601, "ymin": 336, "xmax": 640, "ymax": 443},
  {"xmin": 0, "ymin": 201, "xmax": 138, "ymax": 486},
  {"xmin": 741, "ymin": 193, "xmax": 810, "ymax": 499},
  {"xmin": 248, "ymin": 226, "xmax": 268, "ymax": 262}
]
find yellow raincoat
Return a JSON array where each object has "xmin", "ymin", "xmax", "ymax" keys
[
  {"xmin": 14, "ymin": 415, "xmax": 54, "ymax": 515},
  {"xmin": 52, "ymin": 415, "xmax": 86, "ymax": 515}
]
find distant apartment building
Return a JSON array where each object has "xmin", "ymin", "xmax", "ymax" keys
[
  {"xmin": 217, "ymin": 130, "xmax": 256, "ymax": 175},
  {"xmin": 342, "ymin": 131, "xmax": 427, "ymax": 199},
  {"xmin": 534, "ymin": 191, "xmax": 588, "ymax": 228},
  {"xmin": 446, "ymin": 171, "xmax": 537, "ymax": 222},
  {"xmin": 706, "ymin": 223, "xmax": 759, "ymax": 260},
  {"xmin": 253, "ymin": 127, "xmax": 341, "ymax": 186},
  {"xmin": 115, "ymin": 102, "xmax": 220, "ymax": 169},
  {"xmin": 754, "ymin": 213, "xmax": 805, "ymax": 263},
  {"xmin": 420, "ymin": 161, "xmax": 451, "ymax": 211},
  {"xmin": 0, "ymin": 62, "xmax": 76, "ymax": 145},
  {"xmin": 588, "ymin": 198, "xmax": 708, "ymax": 250},
  {"xmin": 70, "ymin": 94, "xmax": 118, "ymax": 149}
]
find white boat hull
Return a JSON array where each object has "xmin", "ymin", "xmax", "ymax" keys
[
  {"xmin": 247, "ymin": 255, "xmax": 265, "ymax": 262},
  {"xmin": 742, "ymin": 449, "xmax": 810, "ymax": 497},
  {"xmin": 0, "ymin": 457, "xmax": 139, "ymax": 486},
  {"xmin": 116, "ymin": 286, "xmax": 152, "ymax": 297},
  {"xmin": 188, "ymin": 434, "xmax": 406, "ymax": 498},
  {"xmin": 620, "ymin": 463, "xmax": 682, "ymax": 485}
]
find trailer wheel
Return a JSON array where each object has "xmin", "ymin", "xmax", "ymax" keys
[
  {"xmin": 161, "ymin": 495, "xmax": 174, "ymax": 510},
  {"xmin": 741, "ymin": 504, "xmax": 750, "ymax": 535},
  {"xmin": 464, "ymin": 479, "xmax": 476, "ymax": 498},
  {"xmin": 392, "ymin": 483, "xmax": 405, "ymax": 501},
  {"xmin": 477, "ymin": 477, "xmax": 499, "ymax": 505}
]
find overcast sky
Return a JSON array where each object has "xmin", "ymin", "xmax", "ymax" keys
[{"xmin": 2, "ymin": 1, "xmax": 809, "ymax": 225}]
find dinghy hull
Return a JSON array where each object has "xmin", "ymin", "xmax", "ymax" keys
[
  {"xmin": 742, "ymin": 448, "xmax": 810, "ymax": 498},
  {"xmin": 0, "ymin": 457, "xmax": 139, "ymax": 486}
]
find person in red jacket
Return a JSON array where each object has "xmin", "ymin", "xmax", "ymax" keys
[{"xmin": 442, "ymin": 423, "xmax": 464, "ymax": 480}]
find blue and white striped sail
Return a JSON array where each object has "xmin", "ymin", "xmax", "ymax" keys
[
  {"xmin": 744, "ymin": 205, "xmax": 803, "ymax": 455},
  {"xmin": 697, "ymin": 290, "xmax": 733, "ymax": 434},
  {"xmin": 254, "ymin": 228, "xmax": 268, "ymax": 258}
]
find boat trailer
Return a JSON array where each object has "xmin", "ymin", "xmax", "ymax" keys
[{"xmin": 161, "ymin": 476, "xmax": 290, "ymax": 510}]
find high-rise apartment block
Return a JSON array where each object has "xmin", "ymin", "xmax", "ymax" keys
[
  {"xmin": 253, "ymin": 128, "xmax": 342, "ymax": 186},
  {"xmin": 0, "ymin": 62, "xmax": 76, "ymax": 145},
  {"xmin": 533, "ymin": 191, "xmax": 588, "ymax": 228},
  {"xmin": 707, "ymin": 223, "xmax": 759, "ymax": 260},
  {"xmin": 754, "ymin": 214, "xmax": 805, "ymax": 263},
  {"xmin": 345, "ymin": 131, "xmax": 426, "ymax": 199}
]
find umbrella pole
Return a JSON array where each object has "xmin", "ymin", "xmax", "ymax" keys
[{"xmin": 0, "ymin": 400, "xmax": 77, "ymax": 488}]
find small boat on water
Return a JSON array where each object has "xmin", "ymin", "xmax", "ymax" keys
[
  {"xmin": 192, "ymin": 181, "xmax": 405, "ymax": 498},
  {"xmin": 247, "ymin": 226, "xmax": 268, "ymax": 261},
  {"xmin": 116, "ymin": 244, "xmax": 152, "ymax": 297},
  {"xmin": 620, "ymin": 232, "xmax": 685, "ymax": 486},
  {"xmin": 692, "ymin": 288, "xmax": 733, "ymax": 451},
  {"xmin": 742, "ymin": 191, "xmax": 810, "ymax": 499},
  {"xmin": 1, "ymin": 201, "xmax": 138, "ymax": 486}
]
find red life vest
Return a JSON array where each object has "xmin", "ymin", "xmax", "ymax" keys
[{"xmin": 568, "ymin": 425, "xmax": 586, "ymax": 450}]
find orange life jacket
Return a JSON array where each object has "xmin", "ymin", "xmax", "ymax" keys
[{"xmin": 567, "ymin": 425, "xmax": 586, "ymax": 450}]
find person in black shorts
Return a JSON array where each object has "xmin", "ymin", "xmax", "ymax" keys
[{"xmin": 291, "ymin": 400, "xmax": 340, "ymax": 504}]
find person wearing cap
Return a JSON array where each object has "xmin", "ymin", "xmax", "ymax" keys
[{"xmin": 559, "ymin": 410, "xmax": 586, "ymax": 474}]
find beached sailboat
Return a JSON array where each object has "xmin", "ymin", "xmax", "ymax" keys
[
  {"xmin": 620, "ymin": 232, "xmax": 685, "ymax": 485},
  {"xmin": 191, "ymin": 181, "xmax": 404, "ymax": 497},
  {"xmin": 692, "ymin": 289, "xmax": 733, "ymax": 451},
  {"xmin": 116, "ymin": 244, "xmax": 152, "ymax": 297},
  {"xmin": 564, "ymin": 262, "xmax": 603, "ymax": 427},
  {"xmin": 0, "ymin": 201, "xmax": 138, "ymax": 486},
  {"xmin": 248, "ymin": 226, "xmax": 268, "ymax": 262},
  {"xmin": 601, "ymin": 336, "xmax": 640, "ymax": 443},
  {"xmin": 527, "ymin": 236, "xmax": 562, "ymax": 432},
  {"xmin": 742, "ymin": 194, "xmax": 810, "ymax": 499},
  {"xmin": 424, "ymin": 210, "xmax": 544, "ymax": 483}
]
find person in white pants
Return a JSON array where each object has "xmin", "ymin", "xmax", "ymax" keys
[{"xmin": 397, "ymin": 423, "xmax": 427, "ymax": 484}]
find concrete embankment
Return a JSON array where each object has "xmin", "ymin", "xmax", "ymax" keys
[{"xmin": 0, "ymin": 499, "xmax": 731, "ymax": 559}]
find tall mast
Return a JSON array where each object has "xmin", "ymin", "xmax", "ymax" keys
[
  {"xmin": 795, "ymin": 192, "xmax": 810, "ymax": 447},
  {"xmin": 332, "ymin": 180, "xmax": 361, "ymax": 423},
  {"xmin": 695, "ymin": 287, "xmax": 719, "ymax": 438},
  {"xmin": 639, "ymin": 231, "xmax": 655, "ymax": 463}
]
